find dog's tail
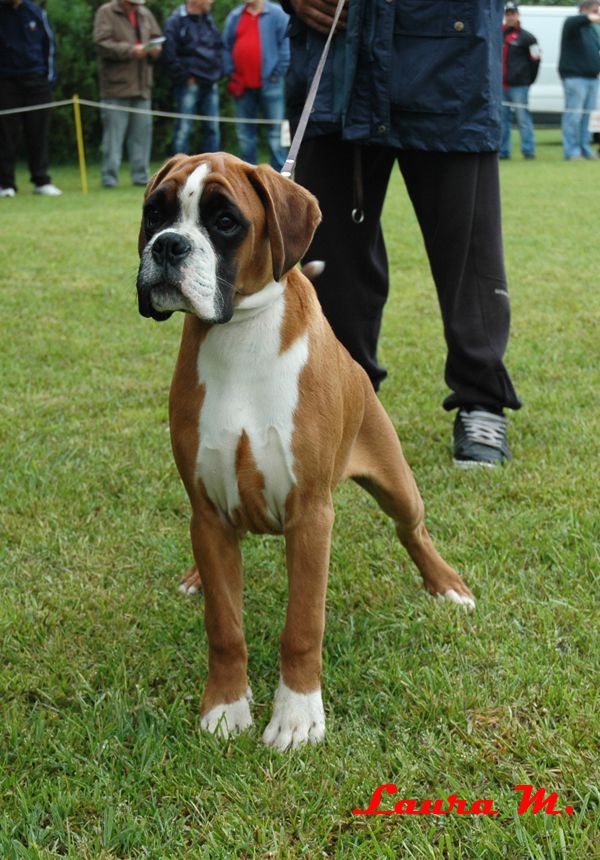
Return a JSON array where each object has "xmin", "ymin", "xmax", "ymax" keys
[{"xmin": 301, "ymin": 260, "xmax": 325, "ymax": 282}]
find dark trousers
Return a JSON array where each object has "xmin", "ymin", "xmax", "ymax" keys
[
  {"xmin": 0, "ymin": 75, "xmax": 52, "ymax": 190},
  {"xmin": 295, "ymin": 136, "xmax": 522, "ymax": 412}
]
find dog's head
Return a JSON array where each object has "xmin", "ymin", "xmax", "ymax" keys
[{"xmin": 136, "ymin": 152, "xmax": 321, "ymax": 324}]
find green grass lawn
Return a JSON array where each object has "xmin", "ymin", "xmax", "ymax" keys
[{"xmin": 1, "ymin": 130, "xmax": 599, "ymax": 859}]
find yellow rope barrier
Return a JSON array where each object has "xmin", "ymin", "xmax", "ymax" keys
[{"xmin": 72, "ymin": 94, "xmax": 88, "ymax": 194}]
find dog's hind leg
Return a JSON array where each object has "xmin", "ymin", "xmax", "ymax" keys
[{"xmin": 347, "ymin": 388, "xmax": 475, "ymax": 609}]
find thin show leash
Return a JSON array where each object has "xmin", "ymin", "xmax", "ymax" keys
[
  {"xmin": 280, "ymin": 0, "xmax": 346, "ymax": 174},
  {"xmin": 279, "ymin": 0, "xmax": 365, "ymax": 224}
]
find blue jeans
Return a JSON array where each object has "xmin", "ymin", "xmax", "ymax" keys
[
  {"xmin": 500, "ymin": 86, "xmax": 535, "ymax": 158},
  {"xmin": 233, "ymin": 78, "xmax": 286, "ymax": 171},
  {"xmin": 172, "ymin": 80, "xmax": 220, "ymax": 155},
  {"xmin": 562, "ymin": 76, "xmax": 599, "ymax": 159}
]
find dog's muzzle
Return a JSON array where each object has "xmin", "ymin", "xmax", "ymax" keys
[{"xmin": 137, "ymin": 231, "xmax": 193, "ymax": 322}]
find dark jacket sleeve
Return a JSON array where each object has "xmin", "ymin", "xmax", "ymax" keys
[
  {"xmin": 41, "ymin": 7, "xmax": 58, "ymax": 85},
  {"xmin": 527, "ymin": 34, "xmax": 541, "ymax": 85},
  {"xmin": 564, "ymin": 14, "xmax": 592, "ymax": 33},
  {"xmin": 163, "ymin": 12, "xmax": 187, "ymax": 82}
]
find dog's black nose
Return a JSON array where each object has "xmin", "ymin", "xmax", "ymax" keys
[{"xmin": 151, "ymin": 232, "xmax": 192, "ymax": 266}]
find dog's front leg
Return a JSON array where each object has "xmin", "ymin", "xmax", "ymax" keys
[
  {"xmin": 190, "ymin": 507, "xmax": 252, "ymax": 739},
  {"xmin": 263, "ymin": 499, "xmax": 334, "ymax": 751}
]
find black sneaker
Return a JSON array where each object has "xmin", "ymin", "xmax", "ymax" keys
[{"xmin": 453, "ymin": 407, "xmax": 511, "ymax": 468}]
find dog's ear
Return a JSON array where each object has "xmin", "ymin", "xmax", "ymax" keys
[
  {"xmin": 247, "ymin": 164, "xmax": 322, "ymax": 281},
  {"xmin": 137, "ymin": 155, "xmax": 187, "ymax": 257}
]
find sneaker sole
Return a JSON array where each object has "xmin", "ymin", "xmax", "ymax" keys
[{"xmin": 453, "ymin": 458, "xmax": 499, "ymax": 470}]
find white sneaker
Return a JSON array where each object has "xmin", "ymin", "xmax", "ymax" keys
[
  {"xmin": 34, "ymin": 183, "xmax": 63, "ymax": 196},
  {"xmin": 0, "ymin": 187, "xmax": 16, "ymax": 197}
]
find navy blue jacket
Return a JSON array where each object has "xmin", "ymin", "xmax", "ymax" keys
[
  {"xmin": 0, "ymin": 0, "xmax": 56, "ymax": 83},
  {"xmin": 163, "ymin": 5, "xmax": 224, "ymax": 85},
  {"xmin": 285, "ymin": 0, "xmax": 503, "ymax": 152}
]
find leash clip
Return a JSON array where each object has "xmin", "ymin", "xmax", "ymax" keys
[{"xmin": 351, "ymin": 208, "xmax": 364, "ymax": 224}]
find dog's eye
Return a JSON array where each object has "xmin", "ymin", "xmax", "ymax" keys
[
  {"xmin": 214, "ymin": 213, "xmax": 237, "ymax": 233},
  {"xmin": 145, "ymin": 207, "xmax": 164, "ymax": 231}
]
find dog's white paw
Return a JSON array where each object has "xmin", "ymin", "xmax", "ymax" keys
[
  {"xmin": 179, "ymin": 565, "xmax": 202, "ymax": 596},
  {"xmin": 201, "ymin": 688, "xmax": 253, "ymax": 739},
  {"xmin": 439, "ymin": 588, "xmax": 476, "ymax": 611},
  {"xmin": 262, "ymin": 680, "xmax": 325, "ymax": 751},
  {"xmin": 179, "ymin": 579, "xmax": 200, "ymax": 596}
]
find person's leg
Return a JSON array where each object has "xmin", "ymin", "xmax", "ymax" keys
[
  {"xmin": 127, "ymin": 98, "xmax": 152, "ymax": 185},
  {"xmin": 562, "ymin": 77, "xmax": 584, "ymax": 160},
  {"xmin": 499, "ymin": 87, "xmax": 513, "ymax": 159},
  {"xmin": 397, "ymin": 150, "xmax": 521, "ymax": 415},
  {"xmin": 581, "ymin": 77, "xmax": 599, "ymax": 159},
  {"xmin": 295, "ymin": 136, "xmax": 396, "ymax": 389},
  {"xmin": 172, "ymin": 82, "xmax": 199, "ymax": 155},
  {"xmin": 234, "ymin": 89, "xmax": 260, "ymax": 164},
  {"xmin": 259, "ymin": 78, "xmax": 287, "ymax": 171},
  {"xmin": 101, "ymin": 99, "xmax": 129, "ymax": 186},
  {"xmin": 20, "ymin": 74, "xmax": 53, "ymax": 187},
  {"xmin": 198, "ymin": 82, "xmax": 220, "ymax": 153},
  {"xmin": 512, "ymin": 85, "xmax": 535, "ymax": 157},
  {"xmin": 0, "ymin": 77, "xmax": 21, "ymax": 191}
]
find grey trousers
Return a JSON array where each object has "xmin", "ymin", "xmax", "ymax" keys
[{"xmin": 100, "ymin": 98, "xmax": 152, "ymax": 187}]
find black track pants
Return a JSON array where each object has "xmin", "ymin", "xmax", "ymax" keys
[
  {"xmin": 295, "ymin": 136, "xmax": 522, "ymax": 412},
  {"xmin": 0, "ymin": 75, "xmax": 52, "ymax": 190}
]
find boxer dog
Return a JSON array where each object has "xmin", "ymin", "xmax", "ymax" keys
[{"xmin": 136, "ymin": 153, "xmax": 474, "ymax": 751}]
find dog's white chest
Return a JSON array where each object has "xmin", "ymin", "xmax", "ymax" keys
[{"xmin": 196, "ymin": 286, "xmax": 308, "ymax": 529}]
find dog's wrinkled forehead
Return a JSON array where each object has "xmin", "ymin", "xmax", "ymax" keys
[
  {"xmin": 145, "ymin": 153, "xmax": 263, "ymax": 225},
  {"xmin": 179, "ymin": 161, "xmax": 210, "ymax": 222}
]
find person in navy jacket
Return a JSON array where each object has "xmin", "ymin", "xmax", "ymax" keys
[
  {"xmin": 283, "ymin": 0, "xmax": 522, "ymax": 468},
  {"xmin": 0, "ymin": 0, "xmax": 62, "ymax": 196},
  {"xmin": 223, "ymin": 0, "xmax": 289, "ymax": 170},
  {"xmin": 163, "ymin": 0, "xmax": 224, "ymax": 154}
]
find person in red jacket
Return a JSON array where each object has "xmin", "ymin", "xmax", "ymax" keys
[
  {"xmin": 500, "ymin": 2, "xmax": 541, "ymax": 160},
  {"xmin": 223, "ymin": 0, "xmax": 289, "ymax": 170}
]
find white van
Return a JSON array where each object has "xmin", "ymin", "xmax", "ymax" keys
[{"xmin": 516, "ymin": 4, "xmax": 600, "ymax": 126}]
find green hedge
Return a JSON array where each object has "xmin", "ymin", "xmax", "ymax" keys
[{"xmin": 46, "ymin": 0, "xmax": 246, "ymax": 163}]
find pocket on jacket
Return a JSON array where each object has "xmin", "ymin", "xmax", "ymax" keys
[
  {"xmin": 391, "ymin": 0, "xmax": 471, "ymax": 115},
  {"xmin": 104, "ymin": 62, "xmax": 128, "ymax": 87}
]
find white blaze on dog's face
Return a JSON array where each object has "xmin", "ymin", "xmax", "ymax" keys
[
  {"xmin": 150, "ymin": 163, "xmax": 221, "ymax": 320},
  {"xmin": 136, "ymin": 153, "xmax": 321, "ymax": 325}
]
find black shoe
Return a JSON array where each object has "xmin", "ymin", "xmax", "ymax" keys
[{"xmin": 453, "ymin": 407, "xmax": 511, "ymax": 468}]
